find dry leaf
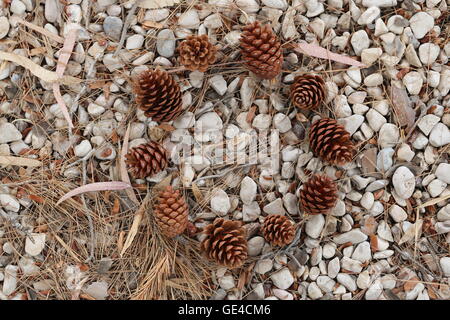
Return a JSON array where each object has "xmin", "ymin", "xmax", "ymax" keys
[
  {"xmin": 142, "ymin": 21, "xmax": 164, "ymax": 29},
  {"xmin": 52, "ymin": 84, "xmax": 74, "ymax": 129},
  {"xmin": 136, "ymin": 0, "xmax": 180, "ymax": 9},
  {"xmin": 191, "ymin": 183, "xmax": 203, "ymax": 204},
  {"xmin": 30, "ymin": 47, "xmax": 47, "ymax": 56},
  {"xmin": 294, "ymin": 41, "xmax": 366, "ymax": 68},
  {"xmin": 237, "ymin": 262, "xmax": 255, "ymax": 290},
  {"xmin": 0, "ymin": 51, "xmax": 80, "ymax": 85},
  {"xmin": 361, "ymin": 216, "xmax": 377, "ymax": 235},
  {"xmin": 88, "ymin": 80, "xmax": 108, "ymax": 89},
  {"xmin": 112, "ymin": 198, "xmax": 120, "ymax": 214},
  {"xmin": 404, "ymin": 276, "xmax": 420, "ymax": 291},
  {"xmin": 117, "ymin": 230, "xmax": 126, "ymax": 254},
  {"xmin": 389, "ymin": 86, "xmax": 415, "ymax": 134},
  {"xmin": 0, "ymin": 155, "xmax": 42, "ymax": 167},
  {"xmin": 246, "ymin": 106, "xmax": 257, "ymax": 124},
  {"xmin": 56, "ymin": 182, "xmax": 132, "ymax": 205},
  {"xmin": 52, "ymin": 28, "xmax": 79, "ymax": 129},
  {"xmin": 398, "ymin": 219, "xmax": 423, "ymax": 245},
  {"xmin": 157, "ymin": 123, "xmax": 176, "ymax": 132},
  {"xmin": 369, "ymin": 234, "xmax": 378, "ymax": 252},
  {"xmin": 120, "ymin": 192, "xmax": 152, "ymax": 257},
  {"xmin": 361, "ymin": 147, "xmax": 377, "ymax": 175},
  {"xmin": 29, "ymin": 194, "xmax": 45, "ymax": 204},
  {"xmin": 120, "ymin": 124, "xmax": 139, "ymax": 205}
]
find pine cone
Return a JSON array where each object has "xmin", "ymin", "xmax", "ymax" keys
[
  {"xmin": 133, "ymin": 69, "xmax": 183, "ymax": 122},
  {"xmin": 309, "ymin": 118, "xmax": 354, "ymax": 166},
  {"xmin": 125, "ymin": 142, "xmax": 168, "ymax": 179},
  {"xmin": 200, "ymin": 218, "xmax": 248, "ymax": 269},
  {"xmin": 154, "ymin": 186, "xmax": 189, "ymax": 238},
  {"xmin": 299, "ymin": 174, "xmax": 338, "ymax": 215},
  {"xmin": 262, "ymin": 215, "xmax": 295, "ymax": 247},
  {"xmin": 178, "ymin": 35, "xmax": 217, "ymax": 72},
  {"xmin": 290, "ymin": 74, "xmax": 326, "ymax": 110},
  {"xmin": 240, "ymin": 21, "xmax": 283, "ymax": 80}
]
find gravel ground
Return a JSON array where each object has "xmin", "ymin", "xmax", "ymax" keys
[{"xmin": 0, "ymin": 0, "xmax": 450, "ymax": 300}]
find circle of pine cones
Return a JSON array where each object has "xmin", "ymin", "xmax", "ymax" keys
[
  {"xmin": 177, "ymin": 35, "xmax": 217, "ymax": 72},
  {"xmin": 125, "ymin": 142, "xmax": 168, "ymax": 179},
  {"xmin": 262, "ymin": 215, "xmax": 296, "ymax": 247},
  {"xmin": 154, "ymin": 186, "xmax": 189, "ymax": 238},
  {"xmin": 133, "ymin": 68, "xmax": 183, "ymax": 122},
  {"xmin": 200, "ymin": 218, "xmax": 248, "ymax": 269},
  {"xmin": 240, "ymin": 21, "xmax": 283, "ymax": 80},
  {"xmin": 290, "ymin": 74, "xmax": 326, "ymax": 110},
  {"xmin": 309, "ymin": 118, "xmax": 355, "ymax": 166},
  {"xmin": 124, "ymin": 22, "xmax": 362, "ymax": 270},
  {"xmin": 299, "ymin": 174, "xmax": 338, "ymax": 215}
]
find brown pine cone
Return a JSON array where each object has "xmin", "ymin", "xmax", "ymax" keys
[
  {"xmin": 290, "ymin": 74, "xmax": 326, "ymax": 110},
  {"xmin": 125, "ymin": 142, "xmax": 168, "ymax": 179},
  {"xmin": 262, "ymin": 214, "xmax": 295, "ymax": 247},
  {"xmin": 133, "ymin": 69, "xmax": 183, "ymax": 122},
  {"xmin": 240, "ymin": 21, "xmax": 283, "ymax": 80},
  {"xmin": 299, "ymin": 174, "xmax": 338, "ymax": 215},
  {"xmin": 200, "ymin": 218, "xmax": 248, "ymax": 269},
  {"xmin": 154, "ymin": 186, "xmax": 189, "ymax": 238},
  {"xmin": 178, "ymin": 35, "xmax": 217, "ymax": 72},
  {"xmin": 309, "ymin": 118, "xmax": 354, "ymax": 166}
]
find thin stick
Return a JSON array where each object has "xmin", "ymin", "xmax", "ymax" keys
[
  {"xmin": 65, "ymin": 149, "xmax": 95, "ymax": 169},
  {"xmin": 11, "ymin": 16, "xmax": 65, "ymax": 44},
  {"xmin": 193, "ymin": 163, "xmax": 254, "ymax": 183},
  {"xmin": 81, "ymin": 160, "xmax": 95, "ymax": 263},
  {"xmin": 283, "ymin": 221, "xmax": 304, "ymax": 253},
  {"xmin": 120, "ymin": 192, "xmax": 152, "ymax": 256},
  {"xmin": 286, "ymin": 251, "xmax": 302, "ymax": 269},
  {"xmin": 114, "ymin": 2, "xmax": 138, "ymax": 57},
  {"xmin": 84, "ymin": 0, "xmax": 91, "ymax": 29},
  {"xmin": 392, "ymin": 245, "xmax": 438, "ymax": 280},
  {"xmin": 52, "ymin": 233, "xmax": 82, "ymax": 263}
]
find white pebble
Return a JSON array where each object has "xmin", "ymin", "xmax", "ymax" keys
[
  {"xmin": 2, "ymin": 265, "xmax": 18, "ymax": 296},
  {"xmin": 0, "ymin": 194, "xmax": 20, "ymax": 212},
  {"xmin": 25, "ymin": 233, "xmax": 46, "ymax": 256},
  {"xmin": 210, "ymin": 188, "xmax": 230, "ymax": 216},
  {"xmin": 156, "ymin": 29, "xmax": 176, "ymax": 57},
  {"xmin": 306, "ymin": 214, "xmax": 325, "ymax": 239},
  {"xmin": 270, "ymin": 268, "xmax": 294, "ymax": 289},
  {"xmin": 0, "ymin": 17, "xmax": 10, "ymax": 39},
  {"xmin": 125, "ymin": 34, "xmax": 144, "ymax": 50},
  {"xmin": 209, "ymin": 75, "xmax": 227, "ymax": 96},
  {"xmin": 403, "ymin": 71, "xmax": 423, "ymax": 95},
  {"xmin": 392, "ymin": 166, "xmax": 415, "ymax": 200},
  {"xmin": 429, "ymin": 123, "xmax": 450, "ymax": 147},
  {"xmin": 435, "ymin": 163, "xmax": 450, "ymax": 184},
  {"xmin": 418, "ymin": 43, "xmax": 440, "ymax": 65},
  {"xmin": 410, "ymin": 12, "xmax": 435, "ymax": 39}
]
